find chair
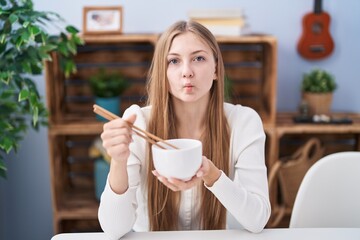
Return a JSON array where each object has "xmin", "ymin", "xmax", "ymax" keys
[
  {"xmin": 289, "ymin": 151, "xmax": 360, "ymax": 228},
  {"xmin": 267, "ymin": 138, "xmax": 324, "ymax": 227}
]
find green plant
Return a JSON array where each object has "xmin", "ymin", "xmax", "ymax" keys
[
  {"xmin": 89, "ymin": 68, "xmax": 130, "ymax": 98},
  {"xmin": 301, "ymin": 68, "xmax": 337, "ymax": 93},
  {"xmin": 0, "ymin": 0, "xmax": 83, "ymax": 178}
]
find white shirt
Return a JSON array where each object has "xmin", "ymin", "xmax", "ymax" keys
[{"xmin": 98, "ymin": 103, "xmax": 271, "ymax": 240}]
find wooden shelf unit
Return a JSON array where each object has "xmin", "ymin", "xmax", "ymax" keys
[
  {"xmin": 45, "ymin": 34, "xmax": 278, "ymax": 233},
  {"xmin": 217, "ymin": 35, "xmax": 277, "ymax": 125},
  {"xmin": 265, "ymin": 112, "xmax": 360, "ymax": 228},
  {"xmin": 275, "ymin": 112, "xmax": 360, "ymax": 163}
]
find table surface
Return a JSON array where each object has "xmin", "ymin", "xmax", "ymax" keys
[{"xmin": 51, "ymin": 228, "xmax": 360, "ymax": 240}]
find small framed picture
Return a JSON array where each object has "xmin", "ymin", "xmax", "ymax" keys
[{"xmin": 83, "ymin": 6, "xmax": 123, "ymax": 35}]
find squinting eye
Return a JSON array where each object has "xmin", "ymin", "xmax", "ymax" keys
[
  {"xmin": 194, "ymin": 56, "xmax": 205, "ymax": 62},
  {"xmin": 168, "ymin": 59, "xmax": 178, "ymax": 64}
]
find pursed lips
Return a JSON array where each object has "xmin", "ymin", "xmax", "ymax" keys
[{"xmin": 183, "ymin": 83, "xmax": 194, "ymax": 91}]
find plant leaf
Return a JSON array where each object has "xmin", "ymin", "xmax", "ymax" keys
[
  {"xmin": 41, "ymin": 44, "xmax": 57, "ymax": 52},
  {"xmin": 57, "ymin": 42, "xmax": 69, "ymax": 56},
  {"xmin": 21, "ymin": 30, "xmax": 31, "ymax": 43},
  {"xmin": 15, "ymin": 36, "xmax": 23, "ymax": 49},
  {"xmin": 3, "ymin": 20, "xmax": 11, "ymax": 34},
  {"xmin": 18, "ymin": 89, "xmax": 29, "ymax": 101},
  {"xmin": 0, "ymin": 159, "xmax": 7, "ymax": 179},
  {"xmin": 38, "ymin": 50, "xmax": 52, "ymax": 61},
  {"xmin": 0, "ymin": 71, "xmax": 12, "ymax": 84},
  {"xmin": 72, "ymin": 35, "xmax": 84, "ymax": 45},
  {"xmin": 30, "ymin": 25, "xmax": 41, "ymax": 36},
  {"xmin": 0, "ymin": 138, "xmax": 13, "ymax": 154},
  {"xmin": 21, "ymin": 61, "xmax": 32, "ymax": 73},
  {"xmin": 0, "ymin": 0, "xmax": 7, "ymax": 7},
  {"xmin": 65, "ymin": 25, "xmax": 79, "ymax": 34},
  {"xmin": 32, "ymin": 106, "xmax": 39, "ymax": 126},
  {"xmin": 9, "ymin": 13, "xmax": 19, "ymax": 24},
  {"xmin": 66, "ymin": 40, "xmax": 76, "ymax": 55},
  {"xmin": 0, "ymin": 121, "xmax": 13, "ymax": 131},
  {"xmin": 0, "ymin": 34, "xmax": 6, "ymax": 44}
]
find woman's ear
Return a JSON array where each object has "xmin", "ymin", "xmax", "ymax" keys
[{"xmin": 213, "ymin": 72, "xmax": 217, "ymax": 81}]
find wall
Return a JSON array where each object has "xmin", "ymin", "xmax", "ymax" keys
[{"xmin": 1, "ymin": 0, "xmax": 359, "ymax": 239}]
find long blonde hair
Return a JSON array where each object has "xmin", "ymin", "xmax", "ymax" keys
[{"xmin": 146, "ymin": 20, "xmax": 230, "ymax": 230}]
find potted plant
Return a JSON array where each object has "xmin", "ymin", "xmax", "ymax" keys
[
  {"xmin": 89, "ymin": 68, "xmax": 130, "ymax": 121},
  {"xmin": 301, "ymin": 68, "xmax": 337, "ymax": 116},
  {"xmin": 0, "ymin": 0, "xmax": 83, "ymax": 178}
]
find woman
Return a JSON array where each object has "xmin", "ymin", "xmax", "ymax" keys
[{"xmin": 98, "ymin": 20, "xmax": 270, "ymax": 240}]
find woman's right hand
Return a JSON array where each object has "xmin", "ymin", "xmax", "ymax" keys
[
  {"xmin": 101, "ymin": 114, "xmax": 137, "ymax": 194},
  {"xmin": 101, "ymin": 114, "xmax": 137, "ymax": 164}
]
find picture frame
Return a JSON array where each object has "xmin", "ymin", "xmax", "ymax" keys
[{"xmin": 83, "ymin": 6, "xmax": 123, "ymax": 35}]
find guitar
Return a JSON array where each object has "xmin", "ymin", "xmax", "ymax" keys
[{"xmin": 297, "ymin": 0, "xmax": 334, "ymax": 60}]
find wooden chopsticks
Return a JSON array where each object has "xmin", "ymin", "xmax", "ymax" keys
[{"xmin": 93, "ymin": 104, "xmax": 178, "ymax": 150}]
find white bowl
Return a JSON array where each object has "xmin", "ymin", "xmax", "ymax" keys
[{"xmin": 152, "ymin": 139, "xmax": 202, "ymax": 181}]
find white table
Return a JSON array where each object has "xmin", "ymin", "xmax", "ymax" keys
[{"xmin": 51, "ymin": 228, "xmax": 360, "ymax": 240}]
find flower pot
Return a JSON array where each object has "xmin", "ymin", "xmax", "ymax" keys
[
  {"xmin": 302, "ymin": 92, "xmax": 333, "ymax": 115},
  {"xmin": 94, "ymin": 158, "xmax": 110, "ymax": 201},
  {"xmin": 95, "ymin": 96, "xmax": 120, "ymax": 121}
]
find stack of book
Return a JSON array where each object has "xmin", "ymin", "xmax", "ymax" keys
[{"xmin": 188, "ymin": 9, "xmax": 247, "ymax": 36}]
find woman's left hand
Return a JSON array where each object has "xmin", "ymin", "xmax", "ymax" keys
[
  {"xmin": 196, "ymin": 156, "xmax": 221, "ymax": 187},
  {"xmin": 152, "ymin": 170, "xmax": 201, "ymax": 191},
  {"xmin": 152, "ymin": 156, "xmax": 221, "ymax": 191}
]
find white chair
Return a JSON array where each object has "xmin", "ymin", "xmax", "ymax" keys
[{"xmin": 289, "ymin": 151, "xmax": 360, "ymax": 228}]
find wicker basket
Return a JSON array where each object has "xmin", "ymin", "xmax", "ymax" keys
[{"xmin": 267, "ymin": 137, "xmax": 324, "ymax": 227}]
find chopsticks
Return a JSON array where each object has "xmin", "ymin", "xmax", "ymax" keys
[{"xmin": 93, "ymin": 104, "xmax": 178, "ymax": 150}]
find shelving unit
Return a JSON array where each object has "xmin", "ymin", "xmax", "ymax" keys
[
  {"xmin": 217, "ymin": 35, "xmax": 277, "ymax": 125},
  {"xmin": 45, "ymin": 34, "xmax": 278, "ymax": 233},
  {"xmin": 267, "ymin": 112, "xmax": 360, "ymax": 227}
]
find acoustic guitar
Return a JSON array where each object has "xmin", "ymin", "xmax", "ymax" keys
[{"xmin": 297, "ymin": 0, "xmax": 334, "ymax": 60}]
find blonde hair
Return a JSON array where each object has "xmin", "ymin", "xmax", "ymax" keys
[{"xmin": 146, "ymin": 20, "xmax": 230, "ymax": 230}]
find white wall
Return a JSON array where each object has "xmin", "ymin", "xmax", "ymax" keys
[
  {"xmin": 32, "ymin": 0, "xmax": 360, "ymax": 112},
  {"xmin": 1, "ymin": 0, "xmax": 359, "ymax": 239}
]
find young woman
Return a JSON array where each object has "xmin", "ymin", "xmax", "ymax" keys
[{"xmin": 98, "ymin": 20, "xmax": 270, "ymax": 240}]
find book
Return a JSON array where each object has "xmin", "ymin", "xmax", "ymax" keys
[
  {"xmin": 191, "ymin": 17, "xmax": 245, "ymax": 27},
  {"xmin": 202, "ymin": 25, "xmax": 245, "ymax": 36},
  {"xmin": 188, "ymin": 9, "xmax": 243, "ymax": 19},
  {"xmin": 188, "ymin": 9, "xmax": 247, "ymax": 36}
]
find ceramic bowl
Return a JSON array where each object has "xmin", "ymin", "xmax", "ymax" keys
[{"xmin": 152, "ymin": 139, "xmax": 202, "ymax": 181}]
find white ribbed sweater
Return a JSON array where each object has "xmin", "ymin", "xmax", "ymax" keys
[{"xmin": 98, "ymin": 103, "xmax": 271, "ymax": 240}]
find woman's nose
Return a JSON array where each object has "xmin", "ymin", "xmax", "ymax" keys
[{"xmin": 182, "ymin": 63, "xmax": 194, "ymax": 78}]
